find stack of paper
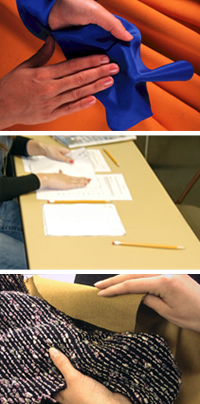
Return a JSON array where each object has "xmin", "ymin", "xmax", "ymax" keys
[{"xmin": 42, "ymin": 204, "xmax": 126, "ymax": 236}]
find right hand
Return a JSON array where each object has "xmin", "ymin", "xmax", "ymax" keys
[
  {"xmin": 0, "ymin": 36, "xmax": 119, "ymax": 130},
  {"xmin": 36, "ymin": 171, "xmax": 90, "ymax": 189},
  {"xmin": 96, "ymin": 274, "xmax": 200, "ymax": 333},
  {"xmin": 49, "ymin": 348, "xmax": 131, "ymax": 404}
]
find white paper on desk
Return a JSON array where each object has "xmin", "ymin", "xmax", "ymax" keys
[
  {"xmin": 87, "ymin": 150, "xmax": 111, "ymax": 172},
  {"xmin": 22, "ymin": 148, "xmax": 97, "ymax": 184},
  {"xmin": 37, "ymin": 174, "xmax": 132, "ymax": 201},
  {"xmin": 42, "ymin": 204, "xmax": 126, "ymax": 236}
]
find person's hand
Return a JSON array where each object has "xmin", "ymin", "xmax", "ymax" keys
[
  {"xmin": 49, "ymin": 348, "xmax": 131, "ymax": 404},
  {"xmin": 0, "ymin": 36, "xmax": 119, "ymax": 130},
  {"xmin": 27, "ymin": 140, "xmax": 74, "ymax": 164},
  {"xmin": 36, "ymin": 171, "xmax": 90, "ymax": 189},
  {"xmin": 95, "ymin": 274, "xmax": 200, "ymax": 332},
  {"xmin": 48, "ymin": 0, "xmax": 133, "ymax": 42}
]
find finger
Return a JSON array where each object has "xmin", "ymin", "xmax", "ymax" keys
[
  {"xmin": 50, "ymin": 95, "xmax": 97, "ymax": 120},
  {"xmin": 89, "ymin": 3, "xmax": 133, "ymax": 42},
  {"xmin": 21, "ymin": 36, "xmax": 55, "ymax": 69},
  {"xmin": 48, "ymin": 54, "xmax": 111, "ymax": 79},
  {"xmin": 97, "ymin": 276, "xmax": 163, "ymax": 297},
  {"xmin": 66, "ymin": 176, "xmax": 91, "ymax": 184},
  {"xmin": 59, "ymin": 155, "xmax": 74, "ymax": 164},
  {"xmin": 143, "ymin": 294, "xmax": 172, "ymax": 319},
  {"xmin": 53, "ymin": 63, "xmax": 119, "ymax": 95},
  {"xmin": 49, "ymin": 348, "xmax": 78, "ymax": 380},
  {"xmin": 95, "ymin": 274, "xmax": 158, "ymax": 289},
  {"xmin": 51, "ymin": 151, "xmax": 74, "ymax": 164},
  {"xmin": 52, "ymin": 75, "xmax": 114, "ymax": 109}
]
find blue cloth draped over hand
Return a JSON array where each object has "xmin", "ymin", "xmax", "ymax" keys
[{"xmin": 16, "ymin": 0, "xmax": 194, "ymax": 130}]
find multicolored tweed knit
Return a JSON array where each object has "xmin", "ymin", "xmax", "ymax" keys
[{"xmin": 0, "ymin": 275, "xmax": 181, "ymax": 404}]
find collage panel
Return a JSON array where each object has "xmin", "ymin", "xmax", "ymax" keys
[
  {"xmin": 0, "ymin": 272, "xmax": 200, "ymax": 404},
  {"xmin": 0, "ymin": 0, "xmax": 199, "ymax": 131},
  {"xmin": 0, "ymin": 135, "xmax": 199, "ymax": 270},
  {"xmin": 0, "ymin": 0, "xmax": 200, "ymax": 403}
]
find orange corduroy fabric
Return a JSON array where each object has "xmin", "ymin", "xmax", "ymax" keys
[{"xmin": 0, "ymin": 0, "xmax": 199, "ymax": 131}]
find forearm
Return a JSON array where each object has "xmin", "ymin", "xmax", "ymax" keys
[
  {"xmin": 26, "ymin": 139, "xmax": 50, "ymax": 157},
  {"xmin": 0, "ymin": 174, "xmax": 40, "ymax": 202}
]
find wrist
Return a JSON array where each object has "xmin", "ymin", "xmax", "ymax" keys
[
  {"xmin": 26, "ymin": 140, "xmax": 47, "ymax": 157},
  {"xmin": 36, "ymin": 173, "xmax": 49, "ymax": 188}
]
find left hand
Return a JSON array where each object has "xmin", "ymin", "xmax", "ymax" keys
[
  {"xmin": 27, "ymin": 140, "xmax": 73, "ymax": 164},
  {"xmin": 48, "ymin": 0, "xmax": 133, "ymax": 42},
  {"xmin": 49, "ymin": 348, "xmax": 131, "ymax": 404}
]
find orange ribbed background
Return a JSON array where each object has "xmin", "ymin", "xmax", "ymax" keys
[{"xmin": 0, "ymin": 0, "xmax": 199, "ymax": 131}]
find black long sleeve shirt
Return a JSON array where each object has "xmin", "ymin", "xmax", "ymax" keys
[{"xmin": 0, "ymin": 136, "xmax": 40, "ymax": 202}]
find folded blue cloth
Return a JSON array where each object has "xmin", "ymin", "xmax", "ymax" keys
[{"xmin": 17, "ymin": 0, "xmax": 194, "ymax": 130}]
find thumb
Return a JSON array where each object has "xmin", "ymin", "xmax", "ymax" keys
[
  {"xmin": 143, "ymin": 294, "xmax": 170, "ymax": 319},
  {"xmin": 49, "ymin": 348, "xmax": 77, "ymax": 380},
  {"xmin": 21, "ymin": 36, "xmax": 55, "ymax": 69}
]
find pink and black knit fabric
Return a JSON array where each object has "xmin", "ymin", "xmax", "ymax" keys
[{"xmin": 0, "ymin": 275, "xmax": 181, "ymax": 404}]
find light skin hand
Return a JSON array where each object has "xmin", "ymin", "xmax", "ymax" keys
[
  {"xmin": 27, "ymin": 139, "xmax": 90, "ymax": 189},
  {"xmin": 49, "ymin": 348, "xmax": 131, "ymax": 404},
  {"xmin": 48, "ymin": 0, "xmax": 133, "ymax": 41},
  {"xmin": 36, "ymin": 172, "xmax": 90, "ymax": 189},
  {"xmin": 26, "ymin": 140, "xmax": 74, "ymax": 164},
  {"xmin": 95, "ymin": 274, "xmax": 200, "ymax": 333},
  {"xmin": 0, "ymin": 36, "xmax": 119, "ymax": 130}
]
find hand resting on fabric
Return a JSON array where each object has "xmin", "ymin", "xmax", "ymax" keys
[
  {"xmin": 0, "ymin": 36, "xmax": 119, "ymax": 130},
  {"xmin": 96, "ymin": 274, "xmax": 200, "ymax": 333},
  {"xmin": 49, "ymin": 348, "xmax": 131, "ymax": 404}
]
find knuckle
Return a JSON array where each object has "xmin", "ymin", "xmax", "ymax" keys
[
  {"xmin": 71, "ymin": 88, "xmax": 81, "ymax": 101},
  {"xmin": 68, "ymin": 59, "xmax": 80, "ymax": 74},
  {"xmin": 122, "ymin": 280, "xmax": 133, "ymax": 294},
  {"xmin": 74, "ymin": 71, "xmax": 85, "ymax": 86},
  {"xmin": 33, "ymin": 67, "xmax": 50, "ymax": 82},
  {"xmin": 161, "ymin": 275, "xmax": 176, "ymax": 288}
]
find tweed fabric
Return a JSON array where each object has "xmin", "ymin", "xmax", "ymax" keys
[{"xmin": 0, "ymin": 275, "xmax": 181, "ymax": 404}]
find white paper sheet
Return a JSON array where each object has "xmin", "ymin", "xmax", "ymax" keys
[
  {"xmin": 22, "ymin": 148, "xmax": 97, "ymax": 183},
  {"xmin": 42, "ymin": 204, "xmax": 126, "ymax": 236},
  {"xmin": 87, "ymin": 149, "xmax": 111, "ymax": 172},
  {"xmin": 37, "ymin": 174, "xmax": 132, "ymax": 201}
]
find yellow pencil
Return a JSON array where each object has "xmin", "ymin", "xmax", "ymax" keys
[
  {"xmin": 112, "ymin": 241, "xmax": 184, "ymax": 250},
  {"xmin": 48, "ymin": 200, "xmax": 111, "ymax": 204},
  {"xmin": 103, "ymin": 148, "xmax": 120, "ymax": 167}
]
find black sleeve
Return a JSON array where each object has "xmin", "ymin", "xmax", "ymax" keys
[
  {"xmin": 0, "ymin": 174, "xmax": 40, "ymax": 202},
  {"xmin": 9, "ymin": 136, "xmax": 31, "ymax": 157}
]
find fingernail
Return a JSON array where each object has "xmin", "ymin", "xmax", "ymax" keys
[
  {"xmin": 97, "ymin": 291, "xmax": 105, "ymax": 296},
  {"xmin": 109, "ymin": 65, "xmax": 119, "ymax": 74},
  {"xmin": 103, "ymin": 77, "xmax": 113, "ymax": 87},
  {"xmin": 88, "ymin": 179, "xmax": 91, "ymax": 182},
  {"xmin": 94, "ymin": 281, "xmax": 101, "ymax": 286},
  {"xmin": 100, "ymin": 56, "xmax": 110, "ymax": 64},
  {"xmin": 70, "ymin": 159, "xmax": 74, "ymax": 163},
  {"xmin": 125, "ymin": 32, "xmax": 133, "ymax": 40},
  {"xmin": 49, "ymin": 347, "xmax": 60, "ymax": 358},
  {"xmin": 88, "ymin": 96, "xmax": 96, "ymax": 105}
]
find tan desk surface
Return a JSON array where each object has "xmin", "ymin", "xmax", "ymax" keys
[{"xmin": 15, "ymin": 136, "xmax": 200, "ymax": 270}]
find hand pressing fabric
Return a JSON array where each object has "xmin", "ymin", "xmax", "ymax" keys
[
  {"xmin": 48, "ymin": 0, "xmax": 133, "ymax": 41},
  {"xmin": 96, "ymin": 274, "xmax": 200, "ymax": 333},
  {"xmin": 0, "ymin": 36, "xmax": 119, "ymax": 130},
  {"xmin": 49, "ymin": 348, "xmax": 132, "ymax": 404}
]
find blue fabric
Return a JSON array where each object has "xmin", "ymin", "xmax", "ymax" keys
[
  {"xmin": 0, "ymin": 201, "xmax": 28, "ymax": 269},
  {"xmin": 16, "ymin": 1, "xmax": 194, "ymax": 130}
]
